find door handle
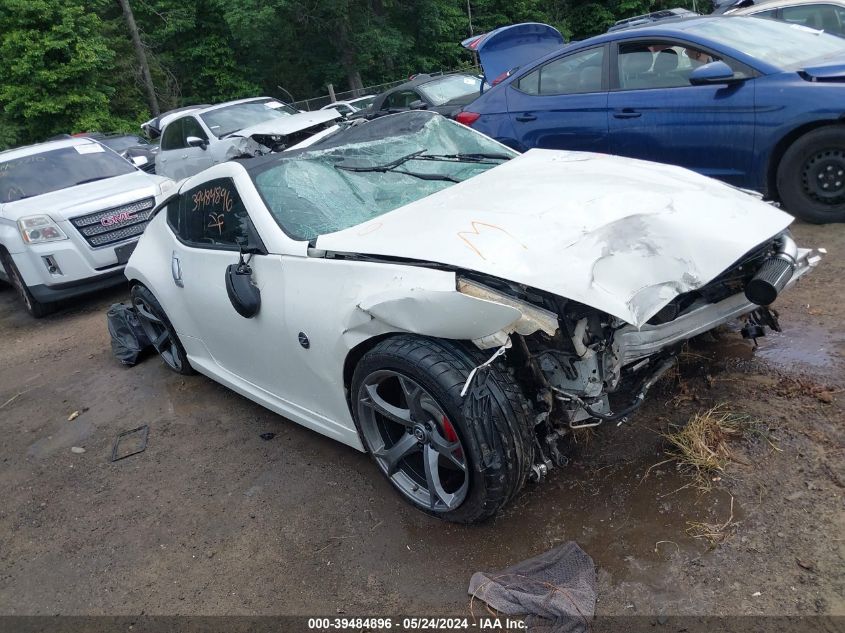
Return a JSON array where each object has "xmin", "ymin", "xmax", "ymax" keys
[
  {"xmin": 515, "ymin": 113, "xmax": 537, "ymax": 122},
  {"xmin": 613, "ymin": 109, "xmax": 642, "ymax": 119},
  {"xmin": 171, "ymin": 251, "xmax": 183, "ymax": 288}
]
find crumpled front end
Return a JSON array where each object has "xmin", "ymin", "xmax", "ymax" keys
[{"xmin": 447, "ymin": 231, "xmax": 823, "ymax": 480}]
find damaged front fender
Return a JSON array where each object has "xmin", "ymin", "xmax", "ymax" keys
[{"xmin": 354, "ymin": 277, "xmax": 559, "ymax": 347}]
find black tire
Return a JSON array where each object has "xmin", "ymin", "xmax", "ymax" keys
[
  {"xmin": 0, "ymin": 248, "xmax": 56, "ymax": 318},
  {"xmin": 130, "ymin": 284, "xmax": 195, "ymax": 375},
  {"xmin": 351, "ymin": 335, "xmax": 533, "ymax": 523},
  {"xmin": 776, "ymin": 126, "xmax": 845, "ymax": 224}
]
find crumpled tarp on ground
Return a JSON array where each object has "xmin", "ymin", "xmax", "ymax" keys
[
  {"xmin": 107, "ymin": 303, "xmax": 151, "ymax": 366},
  {"xmin": 468, "ymin": 542, "xmax": 597, "ymax": 633}
]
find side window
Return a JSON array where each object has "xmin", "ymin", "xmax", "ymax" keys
[
  {"xmin": 166, "ymin": 199, "xmax": 180, "ymax": 234},
  {"xmin": 516, "ymin": 47, "xmax": 605, "ymax": 96},
  {"xmin": 177, "ymin": 178, "xmax": 255, "ymax": 250},
  {"xmin": 183, "ymin": 116, "xmax": 208, "ymax": 142},
  {"xmin": 617, "ymin": 42, "xmax": 723, "ymax": 90},
  {"xmin": 753, "ymin": 8, "xmax": 779, "ymax": 18},
  {"xmin": 781, "ymin": 4, "xmax": 845, "ymax": 35},
  {"xmin": 383, "ymin": 90, "xmax": 420, "ymax": 110},
  {"xmin": 160, "ymin": 119, "xmax": 184, "ymax": 151}
]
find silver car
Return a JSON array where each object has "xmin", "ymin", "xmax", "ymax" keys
[
  {"xmin": 154, "ymin": 97, "xmax": 342, "ymax": 181},
  {"xmin": 725, "ymin": 0, "xmax": 845, "ymax": 37},
  {"xmin": 0, "ymin": 137, "xmax": 173, "ymax": 316}
]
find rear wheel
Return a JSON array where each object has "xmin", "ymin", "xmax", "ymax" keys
[
  {"xmin": 0, "ymin": 248, "xmax": 55, "ymax": 318},
  {"xmin": 130, "ymin": 284, "xmax": 194, "ymax": 375},
  {"xmin": 351, "ymin": 335, "xmax": 533, "ymax": 523},
  {"xmin": 777, "ymin": 126, "xmax": 845, "ymax": 223}
]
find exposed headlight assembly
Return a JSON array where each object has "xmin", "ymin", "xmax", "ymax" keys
[{"xmin": 17, "ymin": 215, "xmax": 68, "ymax": 244}]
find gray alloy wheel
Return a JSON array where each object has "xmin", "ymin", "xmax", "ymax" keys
[
  {"xmin": 130, "ymin": 285, "xmax": 193, "ymax": 375},
  {"xmin": 357, "ymin": 369, "xmax": 469, "ymax": 512}
]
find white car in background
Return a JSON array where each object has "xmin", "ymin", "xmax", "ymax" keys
[
  {"xmin": 0, "ymin": 137, "xmax": 174, "ymax": 316},
  {"xmin": 722, "ymin": 0, "xmax": 845, "ymax": 36},
  {"xmin": 319, "ymin": 95, "xmax": 376, "ymax": 117},
  {"xmin": 125, "ymin": 112, "xmax": 820, "ymax": 522},
  {"xmin": 153, "ymin": 97, "xmax": 342, "ymax": 181}
]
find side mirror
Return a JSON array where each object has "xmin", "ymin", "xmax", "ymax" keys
[
  {"xmin": 689, "ymin": 61, "xmax": 741, "ymax": 86},
  {"xmin": 409, "ymin": 100, "xmax": 428, "ymax": 111},
  {"xmin": 186, "ymin": 136, "xmax": 207, "ymax": 150},
  {"xmin": 225, "ymin": 256, "xmax": 261, "ymax": 318}
]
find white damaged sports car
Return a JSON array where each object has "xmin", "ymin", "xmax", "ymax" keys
[{"xmin": 125, "ymin": 111, "xmax": 821, "ymax": 522}]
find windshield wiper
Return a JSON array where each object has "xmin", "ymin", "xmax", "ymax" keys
[
  {"xmin": 335, "ymin": 149, "xmax": 428, "ymax": 174},
  {"xmin": 415, "ymin": 152, "xmax": 513, "ymax": 163}
]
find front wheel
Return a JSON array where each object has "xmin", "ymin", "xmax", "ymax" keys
[
  {"xmin": 777, "ymin": 126, "xmax": 845, "ymax": 223},
  {"xmin": 351, "ymin": 335, "xmax": 533, "ymax": 523},
  {"xmin": 130, "ymin": 284, "xmax": 194, "ymax": 375},
  {"xmin": 0, "ymin": 248, "xmax": 55, "ymax": 318}
]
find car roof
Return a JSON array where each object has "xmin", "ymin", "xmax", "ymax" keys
[
  {"xmin": 730, "ymin": 0, "xmax": 845, "ymax": 12},
  {"xmin": 386, "ymin": 73, "xmax": 474, "ymax": 94},
  {"xmin": 321, "ymin": 95, "xmax": 375, "ymax": 109},
  {"xmin": 0, "ymin": 137, "xmax": 102, "ymax": 162},
  {"xmin": 608, "ymin": 8, "xmax": 700, "ymax": 32},
  {"xmin": 497, "ymin": 15, "xmax": 798, "ymax": 78}
]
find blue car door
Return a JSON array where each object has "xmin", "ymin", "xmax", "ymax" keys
[
  {"xmin": 506, "ymin": 45, "xmax": 611, "ymax": 153},
  {"xmin": 607, "ymin": 39, "xmax": 757, "ymax": 186}
]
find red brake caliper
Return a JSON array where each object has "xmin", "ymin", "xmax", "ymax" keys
[{"xmin": 441, "ymin": 415, "xmax": 463, "ymax": 460}]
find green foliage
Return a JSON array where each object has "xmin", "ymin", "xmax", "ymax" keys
[
  {"xmin": 0, "ymin": 0, "xmax": 116, "ymax": 145},
  {"xmin": 0, "ymin": 0, "xmax": 709, "ymax": 148}
]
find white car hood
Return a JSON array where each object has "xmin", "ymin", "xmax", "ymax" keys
[
  {"xmin": 0, "ymin": 171, "xmax": 165, "ymax": 222},
  {"xmin": 316, "ymin": 149, "xmax": 793, "ymax": 328},
  {"xmin": 232, "ymin": 109, "xmax": 341, "ymax": 138}
]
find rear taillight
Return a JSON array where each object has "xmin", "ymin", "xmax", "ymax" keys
[
  {"xmin": 455, "ymin": 111, "xmax": 481, "ymax": 127},
  {"xmin": 491, "ymin": 70, "xmax": 512, "ymax": 86}
]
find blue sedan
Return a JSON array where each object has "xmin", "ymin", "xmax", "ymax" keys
[{"xmin": 457, "ymin": 16, "xmax": 845, "ymax": 223}]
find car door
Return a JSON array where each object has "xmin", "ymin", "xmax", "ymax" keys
[
  {"xmin": 155, "ymin": 116, "xmax": 213, "ymax": 181},
  {"xmin": 167, "ymin": 176, "xmax": 294, "ymax": 395},
  {"xmin": 607, "ymin": 39, "xmax": 757, "ymax": 186},
  {"xmin": 505, "ymin": 45, "xmax": 611, "ymax": 153}
]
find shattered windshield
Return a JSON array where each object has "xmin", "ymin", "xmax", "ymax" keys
[
  {"xmin": 200, "ymin": 99, "xmax": 299, "ymax": 137},
  {"xmin": 250, "ymin": 111, "xmax": 517, "ymax": 242}
]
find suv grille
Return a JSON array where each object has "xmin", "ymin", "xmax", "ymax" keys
[{"xmin": 70, "ymin": 198, "xmax": 156, "ymax": 248}]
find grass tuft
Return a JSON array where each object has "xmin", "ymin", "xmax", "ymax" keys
[{"xmin": 661, "ymin": 405, "xmax": 756, "ymax": 491}]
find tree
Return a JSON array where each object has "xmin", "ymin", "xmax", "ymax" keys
[
  {"xmin": 0, "ymin": 0, "xmax": 116, "ymax": 144},
  {"xmin": 116, "ymin": 0, "xmax": 159, "ymax": 116}
]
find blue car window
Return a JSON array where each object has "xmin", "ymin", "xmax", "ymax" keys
[
  {"xmin": 618, "ymin": 43, "xmax": 723, "ymax": 90},
  {"xmin": 516, "ymin": 47, "xmax": 605, "ymax": 96}
]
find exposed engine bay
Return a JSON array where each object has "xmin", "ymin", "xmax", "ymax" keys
[{"xmin": 457, "ymin": 231, "xmax": 823, "ymax": 481}]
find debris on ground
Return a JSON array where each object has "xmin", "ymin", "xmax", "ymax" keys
[
  {"xmin": 110, "ymin": 425, "xmax": 150, "ymax": 462},
  {"xmin": 67, "ymin": 410, "xmax": 79, "ymax": 421},
  {"xmin": 775, "ymin": 376, "xmax": 839, "ymax": 403},
  {"xmin": 468, "ymin": 542, "xmax": 596, "ymax": 632},
  {"xmin": 259, "ymin": 432, "xmax": 276, "ymax": 441},
  {"xmin": 659, "ymin": 405, "xmax": 756, "ymax": 491},
  {"xmin": 686, "ymin": 496, "xmax": 737, "ymax": 547},
  {"xmin": 70, "ymin": 446, "xmax": 86, "ymax": 454}
]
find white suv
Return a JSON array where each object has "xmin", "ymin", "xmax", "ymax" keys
[{"xmin": 0, "ymin": 137, "xmax": 174, "ymax": 316}]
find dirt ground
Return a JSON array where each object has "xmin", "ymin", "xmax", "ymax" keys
[{"xmin": 0, "ymin": 222, "xmax": 842, "ymax": 623}]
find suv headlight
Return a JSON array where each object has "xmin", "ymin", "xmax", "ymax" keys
[{"xmin": 17, "ymin": 215, "xmax": 68, "ymax": 244}]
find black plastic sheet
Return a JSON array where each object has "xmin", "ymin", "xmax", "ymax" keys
[{"xmin": 107, "ymin": 303, "xmax": 151, "ymax": 366}]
